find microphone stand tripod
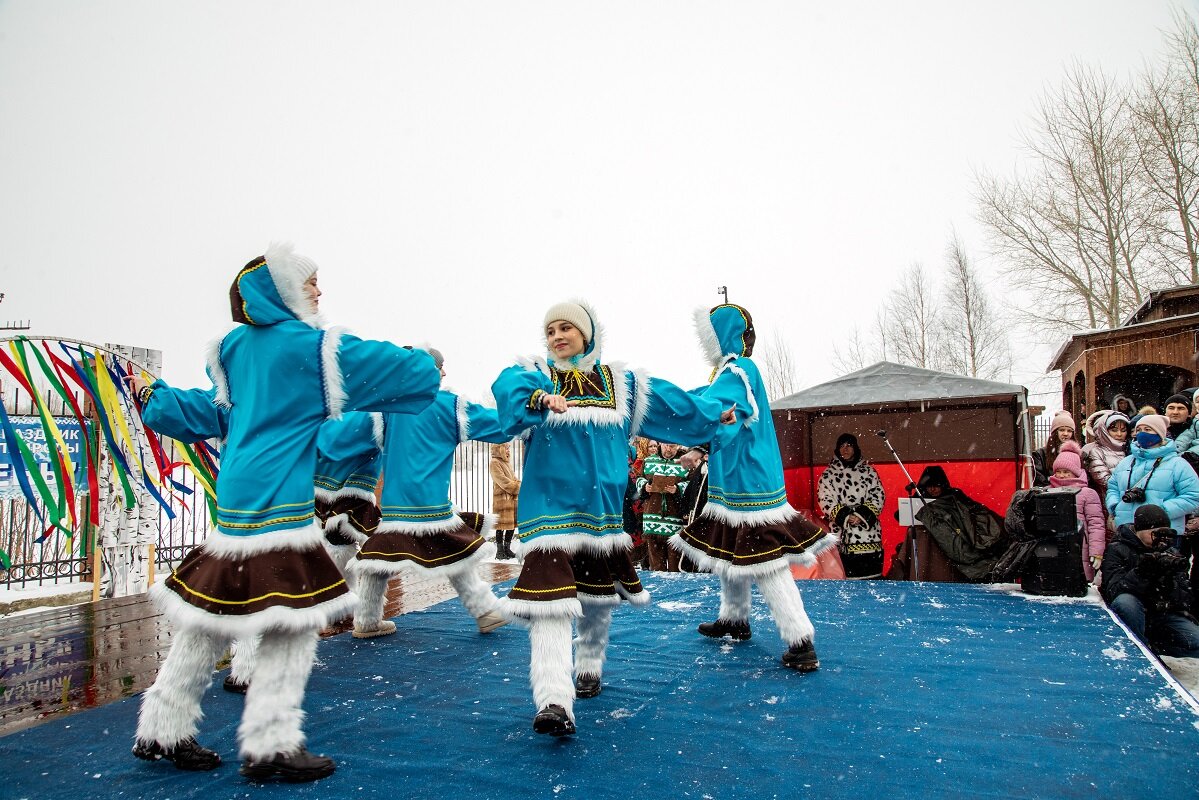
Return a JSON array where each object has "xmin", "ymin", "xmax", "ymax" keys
[{"xmin": 876, "ymin": 430, "xmax": 926, "ymax": 580}]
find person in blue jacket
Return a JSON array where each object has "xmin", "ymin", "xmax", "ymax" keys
[
  {"xmin": 492, "ymin": 300, "xmax": 733, "ymax": 737},
  {"xmin": 350, "ymin": 348, "xmax": 512, "ymax": 637},
  {"xmin": 315, "ymin": 410, "xmax": 385, "ymax": 585},
  {"xmin": 1107, "ymin": 414, "xmax": 1199, "ymax": 536},
  {"xmin": 222, "ymin": 410, "xmax": 386, "ymax": 697},
  {"xmin": 670, "ymin": 304, "xmax": 837, "ymax": 672},
  {"xmin": 129, "ymin": 244, "xmax": 440, "ymax": 782}
]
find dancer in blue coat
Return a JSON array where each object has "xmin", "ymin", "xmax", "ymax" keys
[
  {"xmin": 492, "ymin": 300, "xmax": 732, "ymax": 737},
  {"xmin": 221, "ymin": 411, "xmax": 385, "ymax": 697},
  {"xmin": 131, "ymin": 244, "xmax": 440, "ymax": 782},
  {"xmin": 315, "ymin": 411, "xmax": 385, "ymax": 584},
  {"xmin": 351, "ymin": 349, "xmax": 512, "ymax": 637},
  {"xmin": 670, "ymin": 304, "xmax": 836, "ymax": 671}
]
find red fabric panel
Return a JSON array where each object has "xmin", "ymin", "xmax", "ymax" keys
[{"xmin": 784, "ymin": 460, "xmax": 1018, "ymax": 574}]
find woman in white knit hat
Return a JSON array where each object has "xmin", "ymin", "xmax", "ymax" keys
[{"xmin": 491, "ymin": 300, "xmax": 734, "ymax": 736}]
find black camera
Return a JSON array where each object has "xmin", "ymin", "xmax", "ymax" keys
[
  {"xmin": 1151, "ymin": 528, "xmax": 1178, "ymax": 548},
  {"xmin": 1122, "ymin": 487, "xmax": 1147, "ymax": 503}
]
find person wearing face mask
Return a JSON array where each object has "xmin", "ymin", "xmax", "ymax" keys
[
  {"xmin": 1106, "ymin": 415, "xmax": 1199, "ymax": 537},
  {"xmin": 1081, "ymin": 411, "xmax": 1131, "ymax": 502},
  {"xmin": 1100, "ymin": 504, "xmax": 1199, "ymax": 659}
]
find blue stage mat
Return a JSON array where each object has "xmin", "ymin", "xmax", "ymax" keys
[{"xmin": 5, "ymin": 575, "xmax": 1199, "ymax": 800}]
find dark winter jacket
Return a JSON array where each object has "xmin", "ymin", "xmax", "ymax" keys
[
  {"xmin": 1100, "ymin": 524, "xmax": 1194, "ymax": 618},
  {"xmin": 915, "ymin": 488, "xmax": 1009, "ymax": 582},
  {"xmin": 680, "ymin": 463, "xmax": 708, "ymax": 524}
]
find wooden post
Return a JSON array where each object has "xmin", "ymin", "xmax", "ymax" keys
[
  {"xmin": 91, "ymin": 544, "xmax": 102, "ymax": 602},
  {"xmin": 147, "ymin": 543, "xmax": 155, "ymax": 586}
]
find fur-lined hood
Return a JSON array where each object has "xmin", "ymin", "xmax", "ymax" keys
[
  {"xmin": 694, "ymin": 304, "xmax": 756, "ymax": 367},
  {"xmin": 545, "ymin": 298, "xmax": 604, "ymax": 372},
  {"xmin": 228, "ymin": 242, "xmax": 322, "ymax": 329}
]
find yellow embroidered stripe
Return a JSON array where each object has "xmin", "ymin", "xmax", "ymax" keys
[
  {"xmin": 576, "ymin": 580, "xmax": 618, "ymax": 590},
  {"xmin": 359, "ymin": 537, "xmax": 482, "ymax": 563},
  {"xmin": 511, "ymin": 584, "xmax": 577, "ymax": 595},
  {"xmin": 707, "ymin": 486, "xmax": 789, "ymax": 499},
  {"xmin": 520, "ymin": 520, "xmax": 624, "ymax": 536},
  {"xmin": 520, "ymin": 510, "xmax": 623, "ymax": 525},
  {"xmin": 217, "ymin": 498, "xmax": 314, "ymax": 515},
  {"xmin": 170, "ymin": 575, "xmax": 346, "ymax": 605},
  {"xmin": 236, "ymin": 262, "xmax": 266, "ymax": 325},
  {"xmin": 217, "ymin": 512, "xmax": 315, "ymax": 529}
]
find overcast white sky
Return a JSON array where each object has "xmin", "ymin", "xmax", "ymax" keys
[{"xmin": 0, "ymin": 1, "xmax": 1190, "ymax": 405}]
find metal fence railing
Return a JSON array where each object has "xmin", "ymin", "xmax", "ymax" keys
[
  {"xmin": 0, "ymin": 452, "xmax": 213, "ymax": 590},
  {"xmin": 450, "ymin": 438, "xmax": 524, "ymax": 517}
]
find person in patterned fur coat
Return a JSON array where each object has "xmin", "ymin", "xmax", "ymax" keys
[{"xmin": 816, "ymin": 433, "xmax": 884, "ymax": 578}]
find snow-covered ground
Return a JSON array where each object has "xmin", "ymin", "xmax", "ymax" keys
[{"xmin": 0, "ymin": 580, "xmax": 93, "ymax": 616}]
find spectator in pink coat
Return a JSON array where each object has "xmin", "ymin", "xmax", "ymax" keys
[{"xmin": 1050, "ymin": 440, "xmax": 1107, "ymax": 580}]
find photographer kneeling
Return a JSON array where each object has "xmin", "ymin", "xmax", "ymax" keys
[{"xmin": 1101, "ymin": 504, "xmax": 1199, "ymax": 659}]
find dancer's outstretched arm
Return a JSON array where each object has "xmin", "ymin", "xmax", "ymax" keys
[
  {"xmin": 135, "ymin": 380, "xmax": 228, "ymax": 442},
  {"xmin": 457, "ymin": 399, "xmax": 512, "ymax": 445},
  {"xmin": 332, "ymin": 334, "xmax": 442, "ymax": 417},
  {"xmin": 637, "ymin": 375, "xmax": 733, "ymax": 450},
  {"xmin": 491, "ymin": 364, "xmax": 557, "ymax": 436}
]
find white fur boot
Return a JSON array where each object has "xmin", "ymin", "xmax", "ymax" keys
[
  {"xmin": 573, "ymin": 604, "xmax": 612, "ymax": 698},
  {"xmin": 448, "ymin": 568, "xmax": 507, "ymax": 633},
  {"xmin": 237, "ymin": 628, "xmax": 319, "ymax": 761},
  {"xmin": 757, "ymin": 567, "xmax": 816, "ymax": 646},
  {"xmin": 324, "ymin": 541, "xmax": 360, "ymax": 591},
  {"xmin": 352, "ymin": 571, "xmax": 395, "ymax": 638},
  {"xmin": 229, "ymin": 634, "xmax": 260, "ymax": 686},
  {"xmin": 135, "ymin": 626, "xmax": 228, "ymax": 748},
  {"xmin": 528, "ymin": 616, "xmax": 575, "ymax": 731},
  {"xmin": 718, "ymin": 573, "xmax": 753, "ymax": 623}
]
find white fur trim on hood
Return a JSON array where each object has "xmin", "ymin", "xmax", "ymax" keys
[
  {"xmin": 694, "ymin": 307, "xmax": 725, "ymax": 367},
  {"xmin": 264, "ymin": 241, "xmax": 323, "ymax": 328},
  {"xmin": 546, "ymin": 298, "xmax": 604, "ymax": 372}
]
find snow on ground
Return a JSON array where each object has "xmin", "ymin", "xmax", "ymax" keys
[{"xmin": 0, "ymin": 581, "xmax": 93, "ymax": 616}]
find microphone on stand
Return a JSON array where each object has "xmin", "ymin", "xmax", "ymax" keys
[{"xmin": 875, "ymin": 430, "xmax": 887, "ymax": 438}]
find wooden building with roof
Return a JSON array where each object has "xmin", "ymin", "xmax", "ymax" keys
[{"xmin": 1048, "ymin": 283, "xmax": 1199, "ymax": 423}]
